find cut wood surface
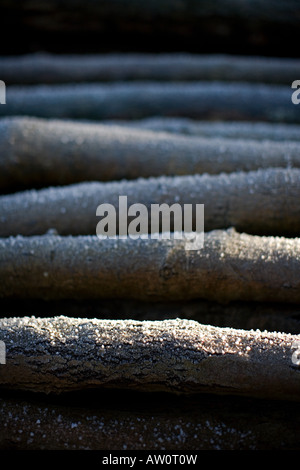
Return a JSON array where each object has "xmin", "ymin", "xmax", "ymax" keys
[
  {"xmin": 2, "ymin": 117, "xmax": 300, "ymax": 191},
  {"xmin": 1, "ymin": 392, "xmax": 300, "ymax": 450},
  {"xmin": 0, "ymin": 82, "xmax": 297, "ymax": 123},
  {"xmin": 107, "ymin": 117, "xmax": 300, "ymax": 142},
  {"xmin": 1, "ymin": 53, "xmax": 299, "ymax": 85},
  {"xmin": 0, "ymin": 316, "xmax": 299, "ymax": 400},
  {"xmin": 0, "ymin": 168, "xmax": 299, "ymax": 237},
  {"xmin": 1, "ymin": 229, "xmax": 300, "ymax": 303}
]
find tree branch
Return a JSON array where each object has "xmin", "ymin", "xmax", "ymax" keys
[
  {"xmin": 1, "ymin": 118, "xmax": 300, "ymax": 192},
  {"xmin": 0, "ymin": 316, "xmax": 299, "ymax": 400},
  {"xmin": 1, "ymin": 229, "xmax": 300, "ymax": 303},
  {"xmin": 0, "ymin": 168, "xmax": 299, "ymax": 237},
  {"xmin": 0, "ymin": 82, "xmax": 297, "ymax": 122},
  {"xmin": 1, "ymin": 53, "xmax": 299, "ymax": 85}
]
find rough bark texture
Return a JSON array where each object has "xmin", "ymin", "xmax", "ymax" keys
[
  {"xmin": 2, "ymin": 117, "xmax": 300, "ymax": 192},
  {"xmin": 0, "ymin": 168, "xmax": 299, "ymax": 237},
  {"xmin": 1, "ymin": 298, "xmax": 299, "ymax": 335},
  {"xmin": 0, "ymin": 316, "xmax": 299, "ymax": 400},
  {"xmin": 1, "ymin": 53, "xmax": 299, "ymax": 85},
  {"xmin": 1, "ymin": 392, "xmax": 300, "ymax": 450},
  {"xmin": 1, "ymin": 230, "xmax": 300, "ymax": 303},
  {"xmin": 0, "ymin": 82, "xmax": 297, "ymax": 123},
  {"xmin": 108, "ymin": 117, "xmax": 300, "ymax": 142}
]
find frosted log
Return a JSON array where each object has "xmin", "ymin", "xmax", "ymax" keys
[
  {"xmin": 0, "ymin": 316, "xmax": 299, "ymax": 400},
  {"xmin": 0, "ymin": 168, "xmax": 299, "ymax": 237},
  {"xmin": 0, "ymin": 82, "xmax": 297, "ymax": 123},
  {"xmin": 1, "ymin": 230, "xmax": 300, "ymax": 303},
  {"xmin": 1, "ymin": 117, "xmax": 300, "ymax": 191},
  {"xmin": 1, "ymin": 53, "xmax": 299, "ymax": 85}
]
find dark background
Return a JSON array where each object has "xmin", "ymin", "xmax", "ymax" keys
[{"xmin": 1, "ymin": 0, "xmax": 299, "ymax": 57}]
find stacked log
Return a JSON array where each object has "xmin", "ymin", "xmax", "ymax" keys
[
  {"xmin": 1, "ymin": 54, "xmax": 299, "ymax": 85},
  {"xmin": 1, "ymin": 118, "xmax": 300, "ymax": 192},
  {"xmin": 0, "ymin": 49, "xmax": 300, "ymax": 450},
  {"xmin": 0, "ymin": 82, "xmax": 297, "ymax": 122}
]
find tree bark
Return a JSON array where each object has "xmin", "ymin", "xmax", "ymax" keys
[
  {"xmin": 0, "ymin": 82, "xmax": 297, "ymax": 123},
  {"xmin": 0, "ymin": 316, "xmax": 299, "ymax": 400},
  {"xmin": 0, "ymin": 168, "xmax": 299, "ymax": 237},
  {"xmin": 1, "ymin": 117, "xmax": 300, "ymax": 192},
  {"xmin": 1, "ymin": 53, "xmax": 299, "ymax": 85},
  {"xmin": 1, "ymin": 229, "xmax": 300, "ymax": 303}
]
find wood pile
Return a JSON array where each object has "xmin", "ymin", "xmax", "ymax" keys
[{"xmin": 0, "ymin": 1, "xmax": 299, "ymax": 451}]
